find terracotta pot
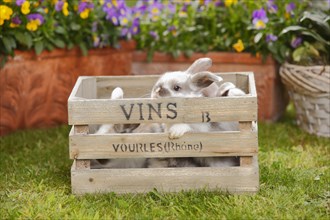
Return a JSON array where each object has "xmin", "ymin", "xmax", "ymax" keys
[
  {"xmin": 132, "ymin": 51, "xmax": 289, "ymax": 122},
  {"xmin": 0, "ymin": 41, "xmax": 136, "ymax": 136}
]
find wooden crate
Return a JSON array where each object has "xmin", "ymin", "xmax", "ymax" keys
[{"xmin": 68, "ymin": 72, "xmax": 259, "ymax": 195}]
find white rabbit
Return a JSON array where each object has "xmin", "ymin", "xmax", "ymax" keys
[
  {"xmin": 91, "ymin": 87, "xmax": 164, "ymax": 169},
  {"xmin": 151, "ymin": 58, "xmax": 223, "ymax": 139},
  {"xmin": 150, "ymin": 57, "xmax": 246, "ymax": 167}
]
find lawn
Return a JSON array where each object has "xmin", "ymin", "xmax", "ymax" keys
[{"xmin": 0, "ymin": 105, "xmax": 329, "ymax": 219}]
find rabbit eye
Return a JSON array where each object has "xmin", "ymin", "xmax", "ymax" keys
[{"xmin": 173, "ymin": 85, "xmax": 181, "ymax": 91}]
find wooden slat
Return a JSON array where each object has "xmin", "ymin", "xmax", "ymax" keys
[
  {"xmin": 68, "ymin": 96, "xmax": 257, "ymax": 125},
  {"xmin": 71, "ymin": 156, "xmax": 259, "ymax": 194},
  {"xmin": 240, "ymin": 156, "xmax": 253, "ymax": 167},
  {"xmin": 75, "ymin": 159, "xmax": 91, "ymax": 170},
  {"xmin": 69, "ymin": 125, "xmax": 258, "ymax": 159},
  {"xmin": 74, "ymin": 125, "xmax": 89, "ymax": 135},
  {"xmin": 239, "ymin": 121, "xmax": 252, "ymax": 132}
]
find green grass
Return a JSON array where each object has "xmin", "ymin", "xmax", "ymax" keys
[{"xmin": 0, "ymin": 106, "xmax": 329, "ymax": 219}]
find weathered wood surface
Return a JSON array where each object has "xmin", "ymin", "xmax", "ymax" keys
[
  {"xmin": 68, "ymin": 73, "xmax": 257, "ymax": 125},
  {"xmin": 69, "ymin": 125, "xmax": 258, "ymax": 159},
  {"xmin": 71, "ymin": 156, "xmax": 259, "ymax": 195}
]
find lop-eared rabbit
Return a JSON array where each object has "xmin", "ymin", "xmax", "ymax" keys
[{"xmin": 150, "ymin": 58, "xmax": 246, "ymax": 167}]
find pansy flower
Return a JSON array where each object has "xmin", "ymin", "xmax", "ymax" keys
[
  {"xmin": 26, "ymin": 13, "xmax": 44, "ymax": 31},
  {"xmin": 285, "ymin": 2, "xmax": 295, "ymax": 18},
  {"xmin": 233, "ymin": 39, "xmax": 244, "ymax": 52},
  {"xmin": 252, "ymin": 8, "xmax": 268, "ymax": 29},
  {"xmin": 267, "ymin": 0, "xmax": 278, "ymax": 14},
  {"xmin": 78, "ymin": 1, "xmax": 94, "ymax": 19},
  {"xmin": 21, "ymin": 0, "xmax": 30, "ymax": 15},
  {"xmin": 291, "ymin": 37, "xmax": 302, "ymax": 48},
  {"xmin": 0, "ymin": 5, "xmax": 13, "ymax": 25},
  {"xmin": 149, "ymin": 31, "xmax": 159, "ymax": 40},
  {"xmin": 266, "ymin": 34, "xmax": 278, "ymax": 42},
  {"xmin": 224, "ymin": 0, "xmax": 237, "ymax": 7},
  {"xmin": 10, "ymin": 16, "xmax": 21, "ymax": 28},
  {"xmin": 16, "ymin": 0, "xmax": 25, "ymax": 6}
]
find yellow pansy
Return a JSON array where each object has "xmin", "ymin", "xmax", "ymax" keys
[
  {"xmin": 120, "ymin": 17, "xmax": 128, "ymax": 26},
  {"xmin": 44, "ymin": 7, "xmax": 48, "ymax": 13},
  {"xmin": 26, "ymin": 20, "xmax": 39, "ymax": 31},
  {"xmin": 224, "ymin": 0, "xmax": 238, "ymax": 7},
  {"xmin": 99, "ymin": 0, "xmax": 105, "ymax": 5},
  {"xmin": 112, "ymin": 0, "xmax": 118, "ymax": 7},
  {"xmin": 62, "ymin": 2, "xmax": 69, "ymax": 16},
  {"xmin": 21, "ymin": 1, "xmax": 30, "ymax": 15},
  {"xmin": 80, "ymin": 9, "xmax": 89, "ymax": 19},
  {"xmin": 0, "ymin": 5, "xmax": 13, "ymax": 25},
  {"xmin": 10, "ymin": 22, "xmax": 19, "ymax": 28},
  {"xmin": 3, "ymin": 0, "xmax": 13, "ymax": 3},
  {"xmin": 233, "ymin": 39, "xmax": 244, "ymax": 52},
  {"xmin": 255, "ymin": 20, "xmax": 266, "ymax": 29}
]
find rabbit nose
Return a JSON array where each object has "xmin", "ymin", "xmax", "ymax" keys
[{"xmin": 153, "ymin": 86, "xmax": 169, "ymax": 97}]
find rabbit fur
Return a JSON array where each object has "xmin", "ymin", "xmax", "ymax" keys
[
  {"xmin": 91, "ymin": 87, "xmax": 164, "ymax": 169},
  {"xmin": 150, "ymin": 57, "xmax": 246, "ymax": 167}
]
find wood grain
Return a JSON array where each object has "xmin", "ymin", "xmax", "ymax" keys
[{"xmin": 71, "ymin": 156, "xmax": 259, "ymax": 194}]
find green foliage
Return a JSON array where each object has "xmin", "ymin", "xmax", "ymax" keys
[
  {"xmin": 0, "ymin": 107, "xmax": 329, "ymax": 219},
  {"xmin": 0, "ymin": 0, "xmax": 135, "ymax": 64},
  {"xmin": 134, "ymin": 0, "xmax": 311, "ymax": 63},
  {"xmin": 279, "ymin": 10, "xmax": 330, "ymax": 65}
]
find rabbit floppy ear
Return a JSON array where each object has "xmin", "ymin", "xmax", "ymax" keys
[
  {"xmin": 186, "ymin": 58, "xmax": 212, "ymax": 74},
  {"xmin": 190, "ymin": 71, "xmax": 223, "ymax": 90},
  {"xmin": 111, "ymin": 87, "xmax": 124, "ymax": 99}
]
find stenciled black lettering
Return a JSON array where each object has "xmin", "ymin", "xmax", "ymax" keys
[
  {"xmin": 150, "ymin": 143, "xmax": 155, "ymax": 152},
  {"xmin": 120, "ymin": 104, "xmax": 134, "ymax": 120},
  {"xmin": 112, "ymin": 144, "xmax": 120, "ymax": 152},
  {"xmin": 121, "ymin": 144, "xmax": 128, "ymax": 152},
  {"xmin": 148, "ymin": 103, "xmax": 162, "ymax": 120},
  {"xmin": 137, "ymin": 103, "xmax": 144, "ymax": 120},
  {"xmin": 202, "ymin": 111, "xmax": 211, "ymax": 122},
  {"xmin": 157, "ymin": 143, "xmax": 162, "ymax": 152},
  {"xmin": 128, "ymin": 144, "xmax": 135, "ymax": 152},
  {"xmin": 166, "ymin": 103, "xmax": 177, "ymax": 119}
]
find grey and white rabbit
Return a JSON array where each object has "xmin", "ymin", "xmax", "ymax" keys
[
  {"xmin": 91, "ymin": 87, "xmax": 164, "ymax": 169},
  {"xmin": 150, "ymin": 57, "xmax": 245, "ymax": 167}
]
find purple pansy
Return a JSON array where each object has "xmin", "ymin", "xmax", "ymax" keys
[
  {"xmin": 55, "ymin": 0, "xmax": 64, "ymax": 12},
  {"xmin": 78, "ymin": 1, "xmax": 94, "ymax": 13},
  {"xmin": 27, "ymin": 13, "xmax": 44, "ymax": 24},
  {"xmin": 291, "ymin": 37, "xmax": 302, "ymax": 48},
  {"xmin": 252, "ymin": 8, "xmax": 269, "ymax": 29},
  {"xmin": 149, "ymin": 31, "xmax": 159, "ymax": 40},
  {"xmin": 266, "ymin": 34, "xmax": 278, "ymax": 42},
  {"xmin": 252, "ymin": 8, "xmax": 269, "ymax": 24},
  {"xmin": 12, "ymin": 16, "xmax": 22, "ymax": 25},
  {"xmin": 286, "ymin": 2, "xmax": 295, "ymax": 13},
  {"xmin": 267, "ymin": 0, "xmax": 278, "ymax": 13},
  {"xmin": 130, "ymin": 18, "xmax": 139, "ymax": 35},
  {"xmin": 16, "ymin": 0, "xmax": 25, "ymax": 6}
]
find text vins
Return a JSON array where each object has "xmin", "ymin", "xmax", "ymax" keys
[{"xmin": 120, "ymin": 102, "xmax": 177, "ymax": 120}]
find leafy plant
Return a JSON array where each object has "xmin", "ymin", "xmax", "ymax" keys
[
  {"xmin": 279, "ymin": 10, "xmax": 330, "ymax": 65},
  {"xmin": 134, "ymin": 0, "xmax": 310, "ymax": 63},
  {"xmin": 0, "ymin": 0, "xmax": 138, "ymax": 66}
]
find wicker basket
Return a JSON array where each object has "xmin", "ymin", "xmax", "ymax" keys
[{"xmin": 280, "ymin": 63, "xmax": 330, "ymax": 137}]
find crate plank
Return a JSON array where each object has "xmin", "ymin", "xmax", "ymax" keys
[
  {"xmin": 71, "ymin": 156, "xmax": 259, "ymax": 194},
  {"xmin": 69, "ymin": 126, "xmax": 258, "ymax": 159},
  {"xmin": 68, "ymin": 96, "xmax": 257, "ymax": 125}
]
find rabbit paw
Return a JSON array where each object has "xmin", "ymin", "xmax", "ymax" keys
[{"xmin": 168, "ymin": 124, "xmax": 192, "ymax": 139}]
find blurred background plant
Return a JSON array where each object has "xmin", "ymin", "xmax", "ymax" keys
[
  {"xmin": 1, "ymin": 0, "xmax": 329, "ymax": 66},
  {"xmin": 0, "ymin": 0, "xmax": 138, "ymax": 65},
  {"xmin": 279, "ymin": 10, "xmax": 330, "ymax": 65}
]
